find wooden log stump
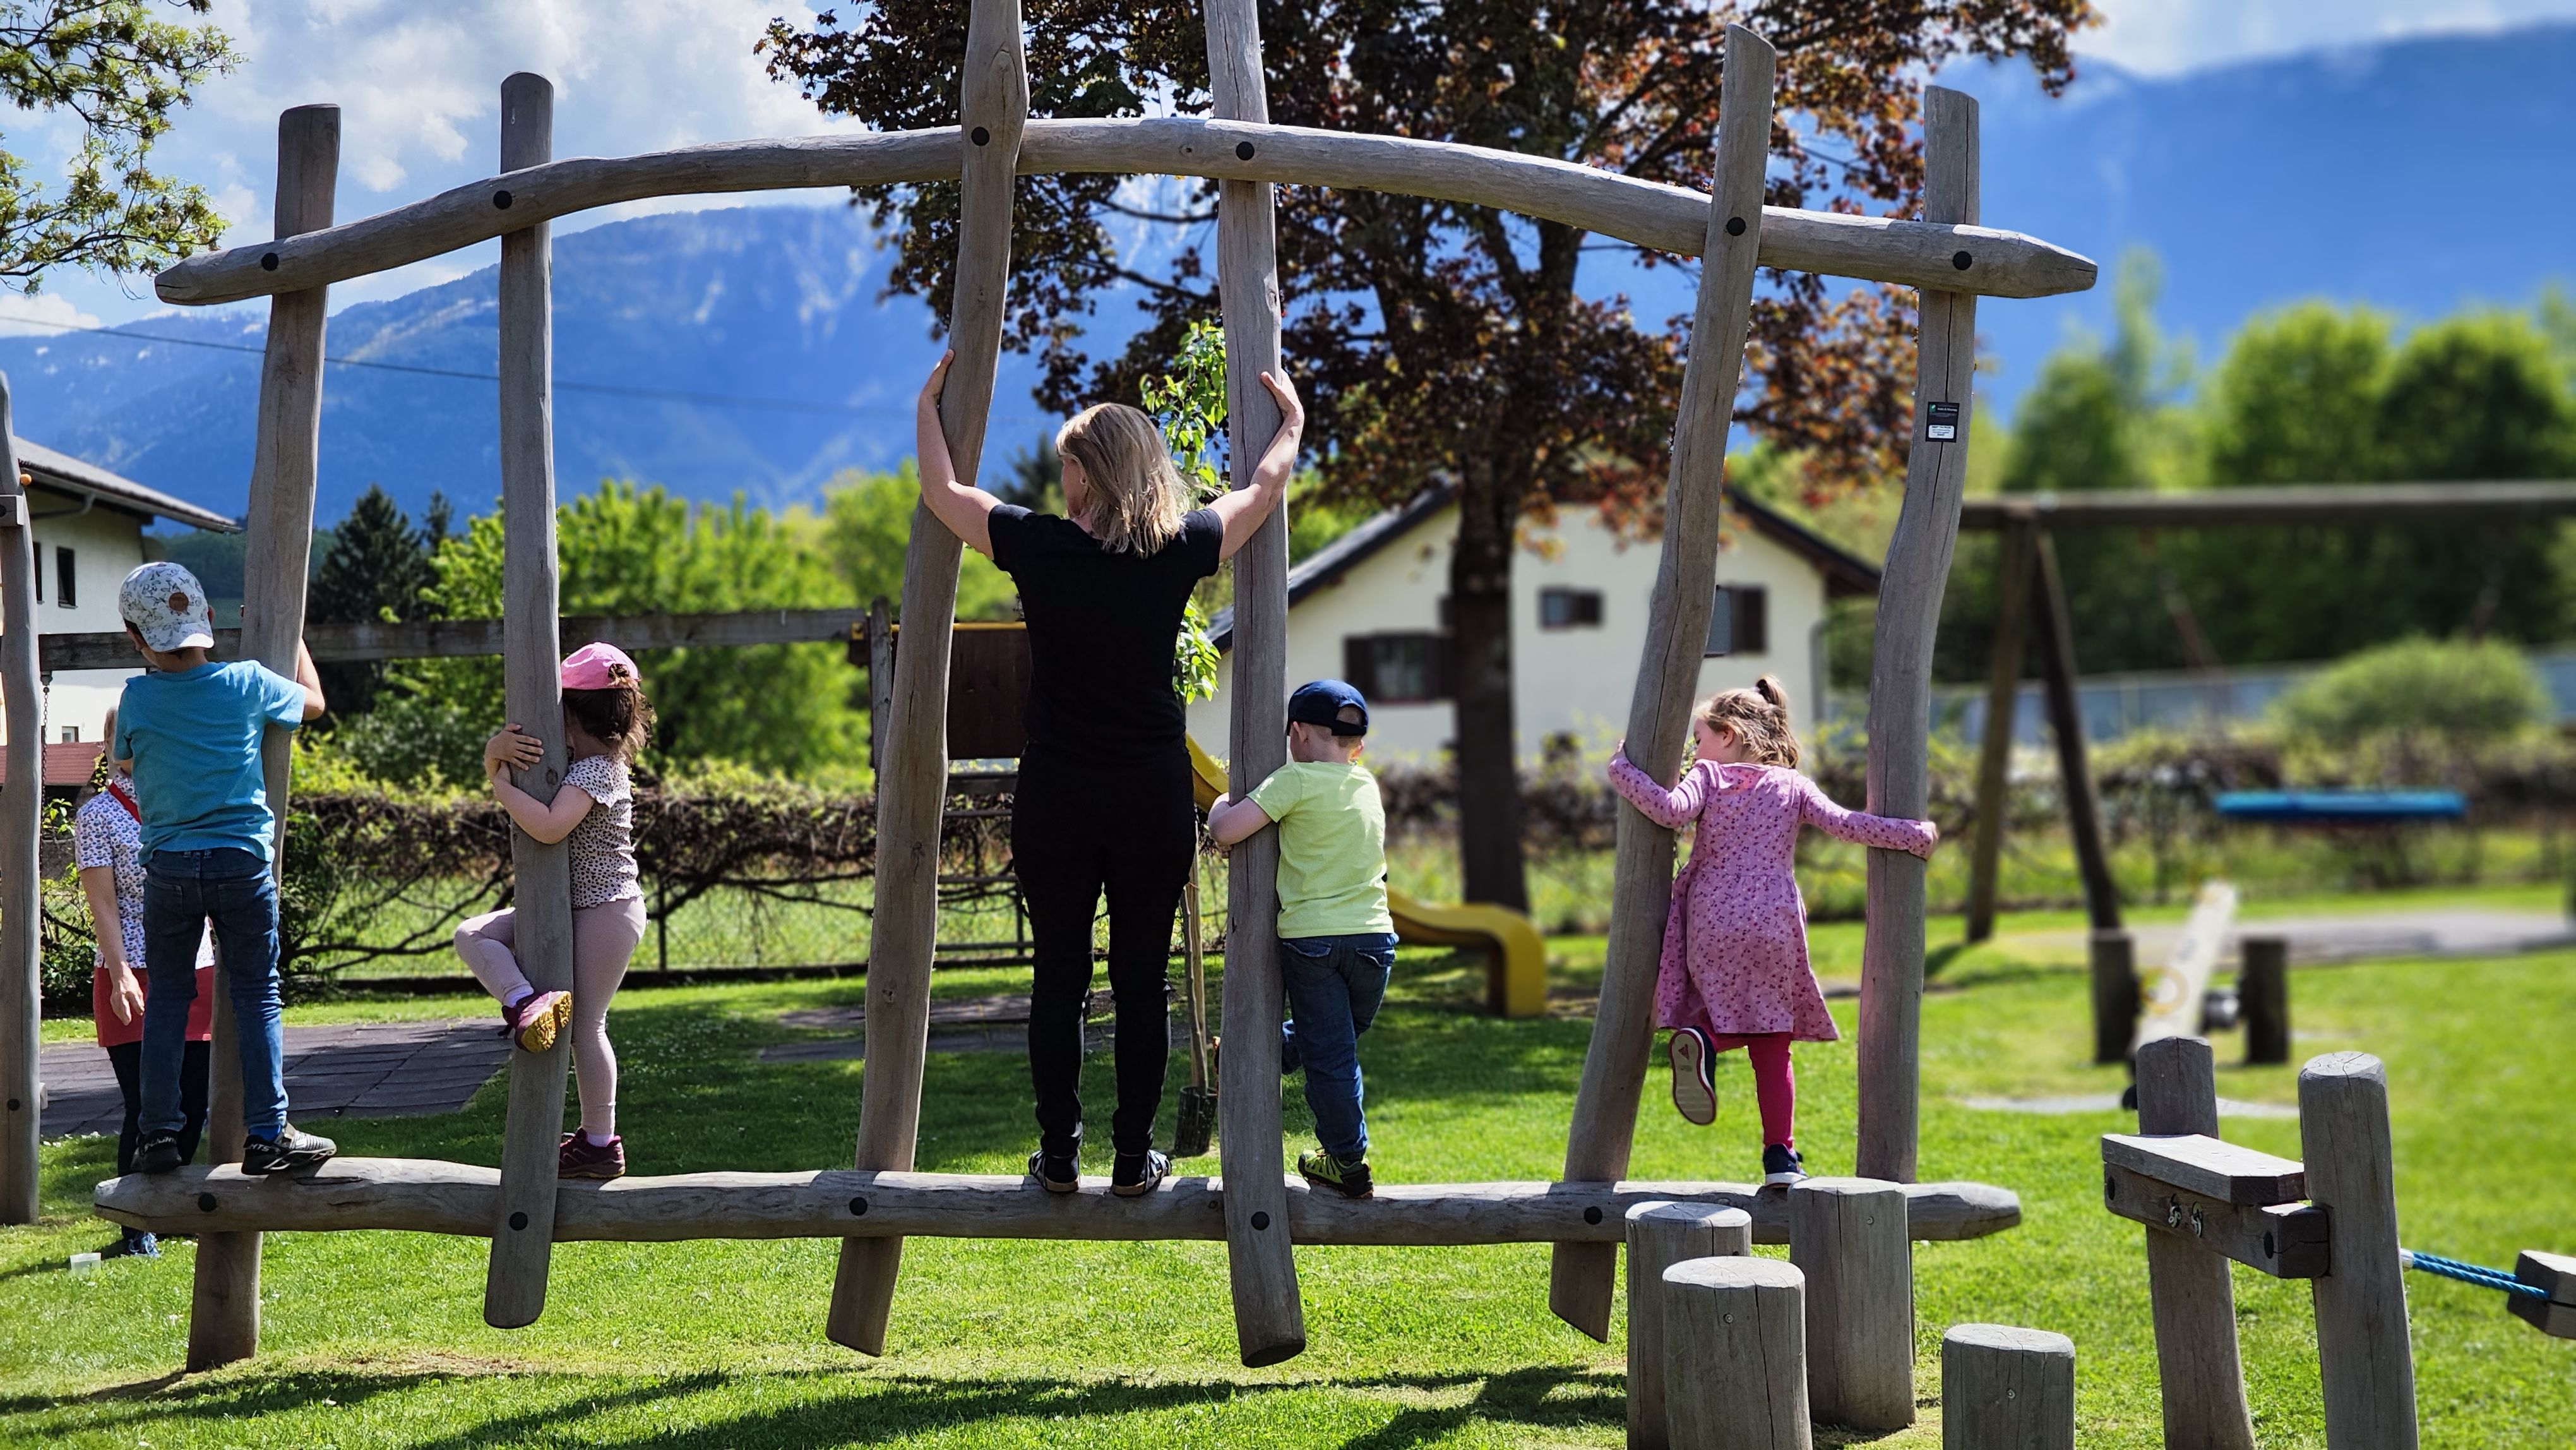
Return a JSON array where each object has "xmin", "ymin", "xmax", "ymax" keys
[
  {"xmin": 0, "ymin": 397, "xmax": 35, "ymax": 1227},
  {"xmin": 2089, "ymin": 930, "xmax": 2136, "ymax": 1067},
  {"xmin": 2239, "ymin": 936, "xmax": 2289, "ymax": 1065},
  {"xmin": 1941, "ymin": 1324, "xmax": 2073, "ymax": 1450},
  {"xmin": 483, "ymin": 71, "xmax": 578, "ymax": 1333},
  {"xmin": 2132, "ymin": 1036, "xmax": 2257, "ymax": 1449},
  {"xmin": 2300, "ymin": 1052, "xmax": 2418, "ymax": 1449},
  {"xmin": 1626, "ymin": 1201, "xmax": 1752, "ymax": 1449},
  {"xmin": 1787, "ymin": 1177, "xmax": 1913, "ymax": 1430},
  {"xmin": 1662, "ymin": 1255, "xmax": 1811, "ymax": 1450},
  {"xmin": 1551, "ymin": 22, "xmax": 1776, "ymax": 1341},
  {"xmin": 828, "ymin": 0, "xmax": 1026, "ymax": 1356}
]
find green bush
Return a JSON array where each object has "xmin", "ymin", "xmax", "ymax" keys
[{"xmin": 2272, "ymin": 636, "xmax": 2551, "ymax": 756}]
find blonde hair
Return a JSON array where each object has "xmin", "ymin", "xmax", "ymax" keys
[
  {"xmin": 1696, "ymin": 674, "xmax": 1799, "ymax": 767},
  {"xmin": 1056, "ymin": 402, "xmax": 1191, "ymax": 555}
]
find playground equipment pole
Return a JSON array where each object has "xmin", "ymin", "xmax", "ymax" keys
[
  {"xmin": 1963, "ymin": 515, "xmax": 2036, "ymax": 944},
  {"xmin": 2133, "ymin": 1036, "xmax": 2258, "ymax": 1448},
  {"xmin": 1854, "ymin": 87, "xmax": 1980, "ymax": 1184},
  {"xmin": 0, "ymin": 397, "xmax": 35, "ymax": 1227},
  {"xmin": 1550, "ymin": 24, "xmax": 1776, "ymax": 1341},
  {"xmin": 828, "ymin": 0, "xmax": 1025, "ymax": 1355}
]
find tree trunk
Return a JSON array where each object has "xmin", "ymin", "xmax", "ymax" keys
[{"xmin": 1449, "ymin": 454, "xmax": 1530, "ymax": 912}]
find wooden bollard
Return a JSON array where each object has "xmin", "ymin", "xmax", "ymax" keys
[
  {"xmin": 1662, "ymin": 1256, "xmax": 1811, "ymax": 1450},
  {"xmin": 2089, "ymin": 929, "xmax": 2136, "ymax": 1065},
  {"xmin": 2239, "ymin": 936, "xmax": 2289, "ymax": 1065},
  {"xmin": 1788, "ymin": 1177, "xmax": 1913, "ymax": 1430},
  {"xmin": 2299, "ymin": 1052, "xmax": 2418, "ymax": 1449},
  {"xmin": 1941, "ymin": 1324, "xmax": 2073, "ymax": 1449},
  {"xmin": 2133, "ymin": 1036, "xmax": 2257, "ymax": 1449},
  {"xmin": 1627, "ymin": 1202, "xmax": 1753, "ymax": 1450}
]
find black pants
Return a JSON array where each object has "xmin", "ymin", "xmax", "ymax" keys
[
  {"xmin": 106, "ymin": 1038, "xmax": 209, "ymax": 1175},
  {"xmin": 1013, "ymin": 748, "xmax": 1193, "ymax": 1158}
]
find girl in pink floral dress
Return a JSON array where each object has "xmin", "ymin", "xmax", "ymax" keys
[{"xmin": 1607, "ymin": 676, "xmax": 1938, "ymax": 1183}]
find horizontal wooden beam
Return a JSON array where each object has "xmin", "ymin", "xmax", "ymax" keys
[
  {"xmin": 153, "ymin": 119, "xmax": 2095, "ymax": 309},
  {"xmin": 96, "ymin": 1158, "xmax": 2024, "ymax": 1245},
  {"xmin": 42, "ymin": 607, "xmax": 869, "ymax": 673},
  {"xmin": 2102, "ymin": 1161, "xmax": 2328, "ymax": 1279},
  {"xmin": 2101, "ymin": 1133, "xmax": 2306, "ymax": 1207},
  {"xmin": 2512, "ymin": 1250, "xmax": 2576, "ymax": 1339},
  {"xmin": 1960, "ymin": 482, "xmax": 2576, "ymax": 531}
]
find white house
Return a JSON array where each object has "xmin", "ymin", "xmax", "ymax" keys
[
  {"xmin": 1189, "ymin": 485, "xmax": 1878, "ymax": 766},
  {"xmin": 4, "ymin": 438, "xmax": 238, "ymax": 764}
]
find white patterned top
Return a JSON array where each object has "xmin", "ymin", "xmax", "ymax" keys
[{"xmin": 562, "ymin": 753, "xmax": 640, "ymax": 909}]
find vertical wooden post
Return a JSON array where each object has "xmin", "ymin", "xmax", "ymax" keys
[
  {"xmin": 1552, "ymin": 25, "xmax": 1775, "ymax": 1341},
  {"xmin": 1941, "ymin": 1324, "xmax": 2074, "ymax": 1450},
  {"xmin": 2301, "ymin": 1052, "xmax": 2418, "ymax": 1449},
  {"xmin": 2089, "ymin": 931, "xmax": 2136, "ymax": 1066},
  {"xmin": 1964, "ymin": 515, "xmax": 2036, "ymax": 944},
  {"xmin": 828, "ymin": 0, "xmax": 1024, "ymax": 1355},
  {"xmin": 2133, "ymin": 1036, "xmax": 2258, "ymax": 1449},
  {"xmin": 1662, "ymin": 1255, "xmax": 1813, "ymax": 1450},
  {"xmin": 1787, "ymin": 1178, "xmax": 1914, "ymax": 1430},
  {"xmin": 189, "ymin": 101, "xmax": 337, "ymax": 1369},
  {"xmin": 1626, "ymin": 1201, "xmax": 1753, "ymax": 1450},
  {"xmin": 0, "ymin": 400, "xmax": 37, "ymax": 1227},
  {"xmin": 1203, "ymin": 0, "xmax": 1305, "ymax": 1369},
  {"xmin": 2240, "ymin": 935, "xmax": 2289, "ymax": 1065},
  {"xmin": 1854, "ymin": 86, "xmax": 1980, "ymax": 1184},
  {"xmin": 2029, "ymin": 531, "xmax": 2118, "ymax": 933},
  {"xmin": 483, "ymin": 73, "xmax": 575, "ymax": 1332},
  {"xmin": 865, "ymin": 594, "xmax": 892, "ymax": 772}
]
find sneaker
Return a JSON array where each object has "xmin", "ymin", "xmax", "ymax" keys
[
  {"xmin": 503, "ymin": 990, "xmax": 573, "ymax": 1053},
  {"xmin": 241, "ymin": 1125, "xmax": 337, "ymax": 1175},
  {"xmin": 134, "ymin": 1132, "xmax": 184, "ymax": 1175},
  {"xmin": 1029, "ymin": 1144, "xmax": 1081, "ymax": 1194},
  {"xmin": 1762, "ymin": 1144, "xmax": 1806, "ymax": 1186},
  {"xmin": 1297, "ymin": 1147, "xmax": 1374, "ymax": 1200},
  {"xmin": 1669, "ymin": 1028, "xmax": 1717, "ymax": 1127},
  {"xmin": 558, "ymin": 1133, "xmax": 627, "ymax": 1180},
  {"xmin": 1111, "ymin": 1147, "xmax": 1170, "ymax": 1197},
  {"xmin": 115, "ymin": 1230, "xmax": 160, "ymax": 1259}
]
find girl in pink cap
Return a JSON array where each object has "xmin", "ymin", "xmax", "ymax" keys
[{"xmin": 455, "ymin": 642, "xmax": 654, "ymax": 1180}]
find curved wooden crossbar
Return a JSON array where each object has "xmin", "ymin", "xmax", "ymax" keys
[
  {"xmin": 153, "ymin": 117, "xmax": 2096, "ymax": 308},
  {"xmin": 95, "ymin": 1159, "xmax": 2022, "ymax": 1245}
]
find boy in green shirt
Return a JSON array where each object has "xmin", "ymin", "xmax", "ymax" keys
[{"xmin": 1207, "ymin": 680, "xmax": 1394, "ymax": 1197}]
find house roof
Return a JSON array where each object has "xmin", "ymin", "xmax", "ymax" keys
[
  {"xmin": 1207, "ymin": 482, "xmax": 1880, "ymax": 649},
  {"xmin": 16, "ymin": 436, "xmax": 239, "ymax": 534}
]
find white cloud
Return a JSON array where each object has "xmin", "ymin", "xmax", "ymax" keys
[
  {"xmin": 2082, "ymin": 0, "xmax": 2576, "ymax": 75},
  {"xmin": 0, "ymin": 292, "xmax": 104, "ymax": 338}
]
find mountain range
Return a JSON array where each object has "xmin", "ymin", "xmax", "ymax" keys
[{"xmin": 5, "ymin": 21, "xmax": 2573, "ymax": 528}]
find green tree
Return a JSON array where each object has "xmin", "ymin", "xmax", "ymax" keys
[
  {"xmin": 0, "ymin": 1, "xmax": 234, "ymax": 287},
  {"xmin": 817, "ymin": 462, "xmax": 1018, "ymax": 620},
  {"xmin": 307, "ymin": 484, "xmax": 438, "ymax": 715}
]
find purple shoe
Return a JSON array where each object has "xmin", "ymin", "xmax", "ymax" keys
[
  {"xmin": 504, "ymin": 990, "xmax": 572, "ymax": 1054},
  {"xmin": 558, "ymin": 1132, "xmax": 626, "ymax": 1180}
]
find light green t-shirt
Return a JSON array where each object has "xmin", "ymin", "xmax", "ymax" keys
[{"xmin": 1246, "ymin": 760, "xmax": 1393, "ymax": 938}]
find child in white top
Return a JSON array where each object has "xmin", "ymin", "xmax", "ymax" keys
[{"xmin": 453, "ymin": 643, "xmax": 653, "ymax": 1180}]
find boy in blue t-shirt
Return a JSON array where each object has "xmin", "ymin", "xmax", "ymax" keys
[{"xmin": 113, "ymin": 562, "xmax": 335, "ymax": 1175}]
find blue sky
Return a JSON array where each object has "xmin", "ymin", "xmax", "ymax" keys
[{"xmin": 3, "ymin": 0, "xmax": 2573, "ymax": 336}]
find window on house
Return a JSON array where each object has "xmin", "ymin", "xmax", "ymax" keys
[
  {"xmin": 60, "ymin": 726, "xmax": 78, "ymax": 743},
  {"xmin": 30, "ymin": 545, "xmax": 38, "ymax": 602},
  {"xmin": 1539, "ymin": 587, "xmax": 1604, "ymax": 630},
  {"xmin": 1705, "ymin": 584, "xmax": 1769, "ymax": 657},
  {"xmin": 55, "ymin": 546, "xmax": 73, "ymax": 609},
  {"xmin": 1343, "ymin": 632, "xmax": 1452, "ymax": 704}
]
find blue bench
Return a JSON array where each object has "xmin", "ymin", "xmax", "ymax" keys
[{"xmin": 2214, "ymin": 789, "xmax": 2466, "ymax": 824}]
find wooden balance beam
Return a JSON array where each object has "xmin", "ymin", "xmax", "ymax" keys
[{"xmin": 97, "ymin": 1159, "xmax": 2021, "ymax": 1247}]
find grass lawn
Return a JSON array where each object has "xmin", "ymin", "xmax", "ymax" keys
[{"xmin": 4, "ymin": 910, "xmax": 2572, "ymax": 1447}]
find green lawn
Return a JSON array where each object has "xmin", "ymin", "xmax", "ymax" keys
[{"xmin": 5, "ymin": 911, "xmax": 2573, "ymax": 1447}]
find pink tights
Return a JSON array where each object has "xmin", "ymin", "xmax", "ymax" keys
[{"xmin": 1705, "ymin": 1032, "xmax": 1796, "ymax": 1149}]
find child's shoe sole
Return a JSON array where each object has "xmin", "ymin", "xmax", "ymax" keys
[
  {"xmin": 1669, "ymin": 1029, "xmax": 1717, "ymax": 1126},
  {"xmin": 515, "ymin": 991, "xmax": 573, "ymax": 1053}
]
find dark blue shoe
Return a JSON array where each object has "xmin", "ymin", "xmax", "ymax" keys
[
  {"xmin": 116, "ymin": 1231, "xmax": 159, "ymax": 1259},
  {"xmin": 1762, "ymin": 1144, "xmax": 1806, "ymax": 1186}
]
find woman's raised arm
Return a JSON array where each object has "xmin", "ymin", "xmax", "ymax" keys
[
  {"xmin": 1208, "ymin": 369, "xmax": 1304, "ymax": 562},
  {"xmin": 914, "ymin": 350, "xmax": 1011, "ymax": 558}
]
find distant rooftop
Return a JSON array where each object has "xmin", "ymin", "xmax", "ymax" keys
[{"xmin": 16, "ymin": 436, "xmax": 237, "ymax": 534}]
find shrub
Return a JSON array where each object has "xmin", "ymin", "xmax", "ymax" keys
[{"xmin": 2271, "ymin": 637, "xmax": 2552, "ymax": 783}]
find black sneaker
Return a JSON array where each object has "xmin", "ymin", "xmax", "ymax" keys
[
  {"xmin": 134, "ymin": 1132, "xmax": 184, "ymax": 1175},
  {"xmin": 1297, "ymin": 1147, "xmax": 1374, "ymax": 1199},
  {"xmin": 116, "ymin": 1230, "xmax": 160, "ymax": 1259},
  {"xmin": 1111, "ymin": 1147, "xmax": 1169, "ymax": 1197},
  {"xmin": 1029, "ymin": 1145, "xmax": 1080, "ymax": 1194},
  {"xmin": 1762, "ymin": 1144, "xmax": 1806, "ymax": 1186},
  {"xmin": 241, "ymin": 1125, "xmax": 337, "ymax": 1175}
]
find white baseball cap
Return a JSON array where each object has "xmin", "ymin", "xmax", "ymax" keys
[{"xmin": 120, "ymin": 561, "xmax": 216, "ymax": 652}]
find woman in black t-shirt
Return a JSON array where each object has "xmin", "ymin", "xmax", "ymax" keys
[{"xmin": 911, "ymin": 349, "xmax": 1303, "ymax": 1196}]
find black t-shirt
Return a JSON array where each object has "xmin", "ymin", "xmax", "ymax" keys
[{"xmin": 989, "ymin": 503, "xmax": 1224, "ymax": 767}]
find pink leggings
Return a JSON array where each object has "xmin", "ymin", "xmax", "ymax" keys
[
  {"xmin": 1706, "ymin": 1032, "xmax": 1796, "ymax": 1149},
  {"xmin": 455, "ymin": 897, "xmax": 646, "ymax": 1139}
]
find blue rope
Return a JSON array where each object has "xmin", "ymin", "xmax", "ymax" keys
[{"xmin": 2401, "ymin": 1249, "xmax": 2549, "ymax": 1301}]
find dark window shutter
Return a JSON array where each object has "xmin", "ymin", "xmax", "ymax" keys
[
  {"xmin": 1575, "ymin": 590, "xmax": 1603, "ymax": 626},
  {"xmin": 1343, "ymin": 635, "xmax": 1376, "ymax": 699},
  {"xmin": 1704, "ymin": 587, "xmax": 1732, "ymax": 657},
  {"xmin": 56, "ymin": 547, "xmax": 75, "ymax": 609},
  {"xmin": 1733, "ymin": 585, "xmax": 1767, "ymax": 654}
]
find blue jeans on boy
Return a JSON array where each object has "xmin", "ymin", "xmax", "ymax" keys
[
  {"xmin": 1278, "ymin": 932, "xmax": 1398, "ymax": 1161},
  {"xmin": 141, "ymin": 848, "xmax": 287, "ymax": 1144}
]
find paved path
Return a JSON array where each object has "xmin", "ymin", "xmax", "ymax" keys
[
  {"xmin": 2029, "ymin": 908, "xmax": 2574, "ymax": 967},
  {"xmin": 40, "ymin": 1019, "xmax": 510, "ymax": 1139}
]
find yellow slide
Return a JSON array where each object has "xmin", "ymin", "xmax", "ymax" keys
[{"xmin": 1186, "ymin": 736, "xmax": 1549, "ymax": 1019}]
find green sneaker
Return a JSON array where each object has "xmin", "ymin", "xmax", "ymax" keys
[{"xmin": 1297, "ymin": 1147, "xmax": 1373, "ymax": 1200}]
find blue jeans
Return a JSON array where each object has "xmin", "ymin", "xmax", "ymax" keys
[
  {"xmin": 141, "ymin": 848, "xmax": 287, "ymax": 1144},
  {"xmin": 1278, "ymin": 932, "xmax": 1398, "ymax": 1160}
]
